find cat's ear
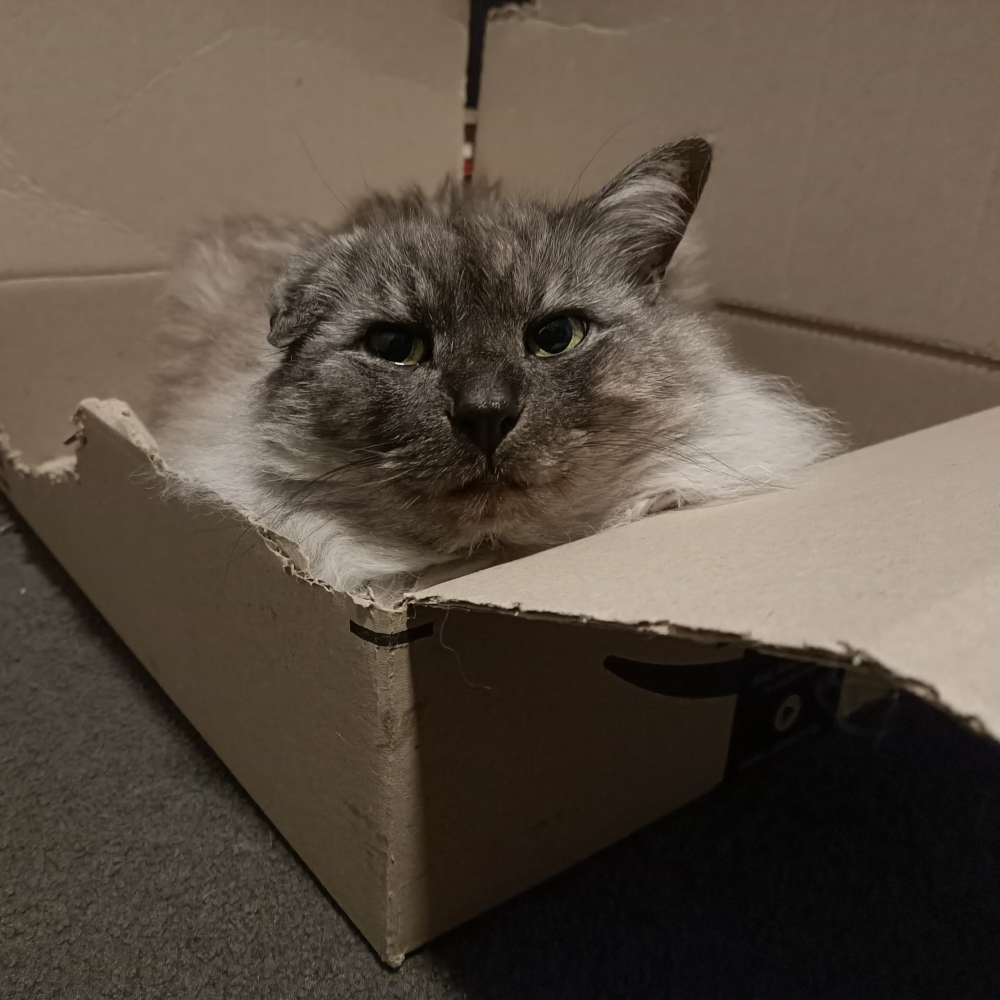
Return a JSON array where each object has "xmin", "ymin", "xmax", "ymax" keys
[
  {"xmin": 267, "ymin": 272, "xmax": 327, "ymax": 349},
  {"xmin": 268, "ymin": 297, "xmax": 311, "ymax": 349},
  {"xmin": 589, "ymin": 137, "xmax": 712, "ymax": 286}
]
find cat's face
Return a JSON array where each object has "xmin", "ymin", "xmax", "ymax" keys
[{"xmin": 258, "ymin": 139, "xmax": 716, "ymax": 554}]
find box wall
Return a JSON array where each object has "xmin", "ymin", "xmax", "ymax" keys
[
  {"xmin": 0, "ymin": 402, "xmax": 413, "ymax": 957},
  {"xmin": 0, "ymin": 275, "xmax": 165, "ymax": 465},
  {"xmin": 0, "ymin": 402, "xmax": 746, "ymax": 964},
  {"xmin": 395, "ymin": 608, "xmax": 737, "ymax": 955},
  {"xmin": 414, "ymin": 405, "xmax": 1000, "ymax": 735},
  {"xmin": 4, "ymin": 0, "xmax": 999, "ymax": 966},
  {"xmin": 0, "ymin": 0, "xmax": 468, "ymax": 466},
  {"xmin": 720, "ymin": 311, "xmax": 1000, "ymax": 449}
]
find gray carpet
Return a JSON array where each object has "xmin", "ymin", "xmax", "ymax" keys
[{"xmin": 3, "ymin": 493, "xmax": 1000, "ymax": 999}]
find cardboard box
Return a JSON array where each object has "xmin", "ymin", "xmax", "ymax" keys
[{"xmin": 2, "ymin": 0, "xmax": 999, "ymax": 966}]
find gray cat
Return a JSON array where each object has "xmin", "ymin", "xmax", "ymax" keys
[{"xmin": 150, "ymin": 138, "xmax": 838, "ymax": 597}]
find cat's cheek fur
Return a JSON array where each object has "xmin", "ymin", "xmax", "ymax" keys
[{"xmin": 620, "ymin": 367, "xmax": 840, "ymax": 518}]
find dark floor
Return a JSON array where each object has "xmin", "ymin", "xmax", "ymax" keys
[{"xmin": 3, "ymin": 494, "xmax": 1000, "ymax": 1000}]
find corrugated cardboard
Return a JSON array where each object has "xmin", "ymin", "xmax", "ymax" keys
[
  {"xmin": 2, "ymin": 0, "xmax": 999, "ymax": 968},
  {"xmin": 720, "ymin": 310, "xmax": 1000, "ymax": 449},
  {"xmin": 413, "ymin": 405, "xmax": 1000, "ymax": 735},
  {"xmin": 0, "ymin": 274, "xmax": 164, "ymax": 465},
  {"xmin": 476, "ymin": 0, "xmax": 1000, "ymax": 360},
  {"xmin": 0, "ymin": 0, "xmax": 468, "ymax": 465}
]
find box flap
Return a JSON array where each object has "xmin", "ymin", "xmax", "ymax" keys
[
  {"xmin": 476, "ymin": 0, "xmax": 1000, "ymax": 358},
  {"xmin": 413, "ymin": 407, "xmax": 1000, "ymax": 734}
]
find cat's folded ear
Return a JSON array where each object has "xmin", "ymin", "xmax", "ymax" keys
[
  {"xmin": 587, "ymin": 137, "xmax": 712, "ymax": 287},
  {"xmin": 268, "ymin": 296, "xmax": 314, "ymax": 349},
  {"xmin": 267, "ymin": 261, "xmax": 328, "ymax": 349}
]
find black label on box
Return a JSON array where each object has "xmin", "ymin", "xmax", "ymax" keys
[{"xmin": 603, "ymin": 650, "xmax": 844, "ymax": 777}]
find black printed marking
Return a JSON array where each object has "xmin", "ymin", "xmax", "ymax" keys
[
  {"xmin": 604, "ymin": 650, "xmax": 845, "ymax": 775},
  {"xmin": 349, "ymin": 620, "xmax": 434, "ymax": 647},
  {"xmin": 604, "ymin": 655, "xmax": 747, "ymax": 699}
]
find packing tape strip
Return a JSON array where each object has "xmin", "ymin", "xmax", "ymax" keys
[{"xmin": 349, "ymin": 620, "xmax": 435, "ymax": 647}]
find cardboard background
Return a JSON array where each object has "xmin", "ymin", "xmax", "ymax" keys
[
  {"xmin": 476, "ymin": 0, "xmax": 1000, "ymax": 359},
  {"xmin": 0, "ymin": 0, "xmax": 468, "ymax": 466},
  {"xmin": 0, "ymin": 0, "xmax": 467, "ymax": 278},
  {"xmin": 474, "ymin": 0, "xmax": 1000, "ymax": 448}
]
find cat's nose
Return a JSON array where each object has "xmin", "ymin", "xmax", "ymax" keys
[{"xmin": 450, "ymin": 390, "xmax": 521, "ymax": 457}]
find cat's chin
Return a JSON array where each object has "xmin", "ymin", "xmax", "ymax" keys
[
  {"xmin": 433, "ymin": 481, "xmax": 585, "ymax": 553},
  {"xmin": 446, "ymin": 476, "xmax": 529, "ymax": 500}
]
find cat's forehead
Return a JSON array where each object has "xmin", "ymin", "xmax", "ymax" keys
[
  {"xmin": 342, "ymin": 203, "xmax": 593, "ymax": 317},
  {"xmin": 378, "ymin": 205, "xmax": 550, "ymax": 270}
]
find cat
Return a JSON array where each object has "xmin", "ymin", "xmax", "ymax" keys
[{"xmin": 149, "ymin": 138, "xmax": 839, "ymax": 599}]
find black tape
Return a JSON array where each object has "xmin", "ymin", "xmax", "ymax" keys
[{"xmin": 349, "ymin": 620, "xmax": 434, "ymax": 647}]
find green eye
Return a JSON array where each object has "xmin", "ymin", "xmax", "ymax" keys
[
  {"xmin": 365, "ymin": 324, "xmax": 428, "ymax": 366},
  {"xmin": 526, "ymin": 315, "xmax": 588, "ymax": 357}
]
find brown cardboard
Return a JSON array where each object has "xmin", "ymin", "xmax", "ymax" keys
[
  {"xmin": 1, "ymin": 0, "xmax": 997, "ymax": 969},
  {"xmin": 1, "ymin": 401, "xmax": 403, "ymax": 955},
  {"xmin": 0, "ymin": 0, "xmax": 468, "ymax": 279},
  {"xmin": 476, "ymin": 0, "xmax": 1000, "ymax": 359},
  {"xmin": 0, "ymin": 274, "xmax": 164, "ymax": 465},
  {"xmin": 0, "ymin": 0, "xmax": 468, "ymax": 459},
  {"xmin": 0, "ymin": 400, "xmax": 742, "ymax": 963},
  {"xmin": 720, "ymin": 310, "xmax": 1000, "ymax": 449}
]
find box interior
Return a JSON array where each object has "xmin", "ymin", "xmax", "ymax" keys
[
  {"xmin": 4, "ymin": 0, "xmax": 999, "ymax": 727},
  {"xmin": 477, "ymin": 0, "xmax": 1000, "ymax": 357},
  {"xmin": 0, "ymin": 0, "xmax": 468, "ymax": 466}
]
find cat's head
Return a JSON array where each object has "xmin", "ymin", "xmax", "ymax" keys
[{"xmin": 258, "ymin": 139, "xmax": 719, "ymax": 556}]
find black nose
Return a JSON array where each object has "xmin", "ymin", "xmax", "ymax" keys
[{"xmin": 451, "ymin": 392, "xmax": 521, "ymax": 457}]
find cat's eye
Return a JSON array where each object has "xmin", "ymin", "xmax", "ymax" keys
[
  {"xmin": 526, "ymin": 315, "xmax": 588, "ymax": 358},
  {"xmin": 365, "ymin": 324, "xmax": 428, "ymax": 366}
]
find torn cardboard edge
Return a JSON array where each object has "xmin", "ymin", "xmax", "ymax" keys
[
  {"xmin": 407, "ymin": 403, "xmax": 1000, "ymax": 741},
  {"xmin": 0, "ymin": 399, "xmax": 360, "ymax": 599},
  {"xmin": 1, "ymin": 396, "xmax": 420, "ymax": 963},
  {"xmin": 5, "ymin": 390, "xmax": 996, "ymax": 966},
  {"xmin": 2, "ymin": 394, "xmax": 986, "ymax": 744}
]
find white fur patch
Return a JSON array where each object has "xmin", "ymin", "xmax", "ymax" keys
[{"xmin": 621, "ymin": 369, "xmax": 840, "ymax": 520}]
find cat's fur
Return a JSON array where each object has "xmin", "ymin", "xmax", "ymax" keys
[{"xmin": 150, "ymin": 139, "xmax": 839, "ymax": 597}]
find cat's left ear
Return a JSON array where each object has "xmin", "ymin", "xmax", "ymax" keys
[
  {"xmin": 267, "ymin": 296, "xmax": 313, "ymax": 349},
  {"xmin": 267, "ymin": 270, "xmax": 327, "ymax": 349},
  {"xmin": 589, "ymin": 137, "xmax": 712, "ymax": 286}
]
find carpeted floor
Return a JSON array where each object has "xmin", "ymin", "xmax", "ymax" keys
[{"xmin": 3, "ymin": 493, "xmax": 1000, "ymax": 999}]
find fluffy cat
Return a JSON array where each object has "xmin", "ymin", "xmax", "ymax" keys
[{"xmin": 150, "ymin": 138, "xmax": 838, "ymax": 598}]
